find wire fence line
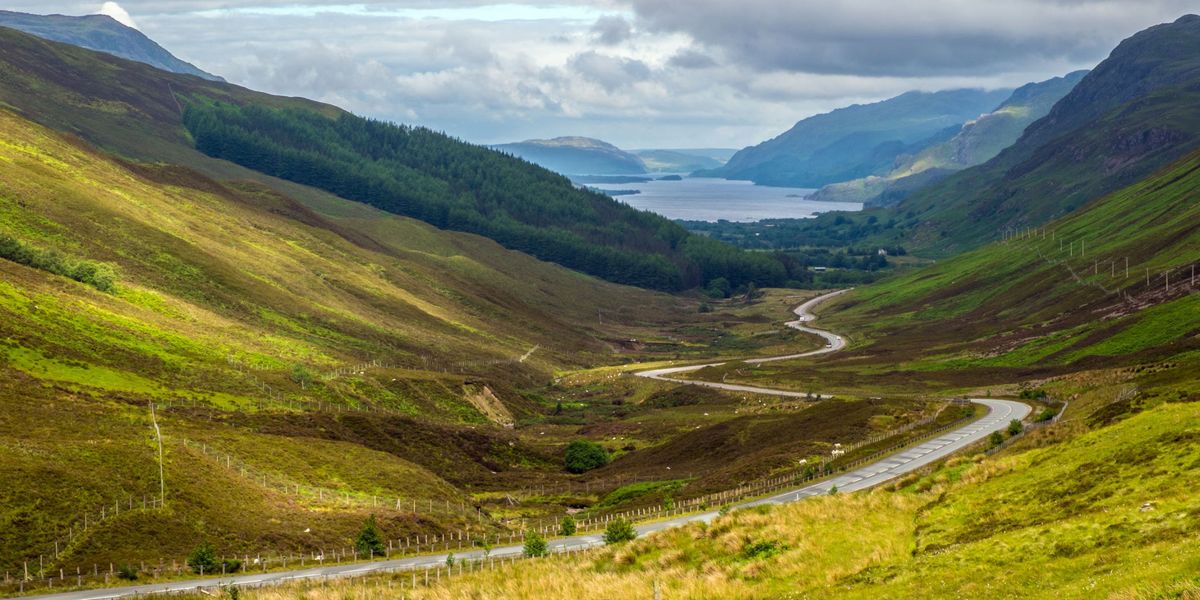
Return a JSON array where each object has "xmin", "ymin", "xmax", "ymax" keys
[
  {"xmin": 180, "ymin": 438, "xmax": 489, "ymax": 524},
  {"xmin": 1003, "ymin": 226, "xmax": 1199, "ymax": 305}
]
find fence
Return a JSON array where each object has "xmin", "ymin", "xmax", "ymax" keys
[{"xmin": 181, "ymin": 438, "xmax": 489, "ymax": 524}]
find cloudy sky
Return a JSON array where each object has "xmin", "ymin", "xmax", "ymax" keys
[{"xmin": 8, "ymin": 1, "xmax": 1196, "ymax": 148}]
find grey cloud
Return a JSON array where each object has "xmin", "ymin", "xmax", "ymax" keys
[
  {"xmin": 591, "ymin": 15, "xmax": 631, "ymax": 45},
  {"xmin": 667, "ymin": 48, "xmax": 717, "ymax": 69},
  {"xmin": 568, "ymin": 51, "xmax": 651, "ymax": 88},
  {"xmin": 632, "ymin": 0, "xmax": 1198, "ymax": 76}
]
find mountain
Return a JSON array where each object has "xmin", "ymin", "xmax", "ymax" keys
[
  {"xmin": 811, "ymin": 71, "xmax": 1087, "ymax": 205},
  {"xmin": 0, "ymin": 27, "xmax": 797, "ymax": 292},
  {"xmin": 493, "ymin": 136, "xmax": 647, "ymax": 175},
  {"xmin": 894, "ymin": 14, "xmax": 1200, "ymax": 255},
  {"xmin": 699, "ymin": 88, "xmax": 1012, "ymax": 187},
  {"xmin": 634, "ymin": 149, "xmax": 732, "ymax": 172},
  {"xmin": 0, "ymin": 10, "xmax": 223, "ymax": 81}
]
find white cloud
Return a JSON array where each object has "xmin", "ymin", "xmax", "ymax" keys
[{"xmin": 97, "ymin": 1, "xmax": 139, "ymax": 30}]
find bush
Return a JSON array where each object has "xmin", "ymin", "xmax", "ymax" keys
[
  {"xmin": 603, "ymin": 518, "xmax": 637, "ymax": 545},
  {"xmin": 742, "ymin": 539, "xmax": 786, "ymax": 560},
  {"xmin": 989, "ymin": 430, "xmax": 1004, "ymax": 448},
  {"xmin": 523, "ymin": 531, "xmax": 548, "ymax": 557},
  {"xmin": 564, "ymin": 440, "xmax": 609, "ymax": 474},
  {"xmin": 1007, "ymin": 419, "xmax": 1024, "ymax": 436},
  {"xmin": 828, "ymin": 485, "xmax": 838, "ymax": 495},
  {"xmin": 559, "ymin": 515, "xmax": 577, "ymax": 536},
  {"xmin": 355, "ymin": 515, "xmax": 386, "ymax": 557},
  {"xmin": 718, "ymin": 504, "xmax": 732, "ymax": 517},
  {"xmin": 187, "ymin": 543, "xmax": 218, "ymax": 575},
  {"xmin": 116, "ymin": 564, "xmax": 138, "ymax": 581},
  {"xmin": 1036, "ymin": 407, "xmax": 1058, "ymax": 422}
]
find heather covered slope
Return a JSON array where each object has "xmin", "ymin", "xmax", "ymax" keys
[{"xmin": 0, "ymin": 105, "xmax": 679, "ymax": 569}]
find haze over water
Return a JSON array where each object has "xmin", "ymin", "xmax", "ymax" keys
[{"xmin": 592, "ymin": 177, "xmax": 862, "ymax": 222}]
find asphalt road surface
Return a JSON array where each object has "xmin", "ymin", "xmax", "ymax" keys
[{"xmin": 27, "ymin": 289, "xmax": 1029, "ymax": 600}]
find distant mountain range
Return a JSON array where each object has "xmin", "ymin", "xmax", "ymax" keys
[
  {"xmin": 493, "ymin": 137, "xmax": 735, "ymax": 176},
  {"xmin": 698, "ymin": 88, "xmax": 1013, "ymax": 187},
  {"xmin": 493, "ymin": 137, "xmax": 648, "ymax": 175},
  {"xmin": 633, "ymin": 148, "xmax": 732, "ymax": 173},
  {"xmin": 0, "ymin": 10, "xmax": 223, "ymax": 81},
  {"xmin": 811, "ymin": 71, "xmax": 1088, "ymax": 205}
]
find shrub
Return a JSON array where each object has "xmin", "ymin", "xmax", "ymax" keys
[
  {"xmin": 564, "ymin": 440, "xmax": 609, "ymax": 474},
  {"xmin": 116, "ymin": 564, "xmax": 139, "ymax": 581},
  {"xmin": 0, "ymin": 233, "xmax": 118, "ymax": 292},
  {"xmin": 221, "ymin": 559, "xmax": 242, "ymax": 574},
  {"xmin": 187, "ymin": 543, "xmax": 218, "ymax": 575},
  {"xmin": 989, "ymin": 430, "xmax": 1004, "ymax": 448},
  {"xmin": 828, "ymin": 485, "xmax": 838, "ymax": 495},
  {"xmin": 742, "ymin": 539, "xmax": 786, "ymax": 560},
  {"xmin": 445, "ymin": 553, "xmax": 455, "ymax": 567},
  {"xmin": 603, "ymin": 518, "xmax": 637, "ymax": 545},
  {"xmin": 1036, "ymin": 407, "xmax": 1058, "ymax": 422},
  {"xmin": 559, "ymin": 515, "xmax": 577, "ymax": 536},
  {"xmin": 718, "ymin": 504, "xmax": 732, "ymax": 517},
  {"xmin": 355, "ymin": 515, "xmax": 386, "ymax": 557},
  {"xmin": 523, "ymin": 531, "xmax": 548, "ymax": 557},
  {"xmin": 1007, "ymin": 419, "xmax": 1024, "ymax": 436}
]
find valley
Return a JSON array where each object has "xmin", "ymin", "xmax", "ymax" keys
[{"xmin": 1, "ymin": 5, "xmax": 1199, "ymax": 600}]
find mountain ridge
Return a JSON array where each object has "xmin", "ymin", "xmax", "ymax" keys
[
  {"xmin": 0, "ymin": 10, "xmax": 223, "ymax": 81},
  {"xmin": 699, "ymin": 88, "xmax": 1012, "ymax": 187}
]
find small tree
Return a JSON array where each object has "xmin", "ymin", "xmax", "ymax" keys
[
  {"xmin": 663, "ymin": 496, "xmax": 676, "ymax": 511},
  {"xmin": 187, "ymin": 542, "xmax": 218, "ymax": 575},
  {"xmin": 559, "ymin": 515, "xmax": 577, "ymax": 536},
  {"xmin": 564, "ymin": 440, "xmax": 609, "ymax": 474},
  {"xmin": 291, "ymin": 364, "xmax": 312, "ymax": 390},
  {"xmin": 116, "ymin": 564, "xmax": 139, "ymax": 581},
  {"xmin": 828, "ymin": 485, "xmax": 838, "ymax": 496},
  {"xmin": 523, "ymin": 531, "xmax": 548, "ymax": 557},
  {"xmin": 355, "ymin": 515, "xmax": 386, "ymax": 557},
  {"xmin": 603, "ymin": 518, "xmax": 637, "ymax": 545},
  {"xmin": 445, "ymin": 553, "xmax": 455, "ymax": 567},
  {"xmin": 1007, "ymin": 419, "xmax": 1024, "ymax": 436},
  {"xmin": 989, "ymin": 430, "xmax": 1004, "ymax": 448}
]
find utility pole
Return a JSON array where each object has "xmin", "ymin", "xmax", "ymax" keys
[{"xmin": 150, "ymin": 402, "xmax": 165, "ymax": 505}]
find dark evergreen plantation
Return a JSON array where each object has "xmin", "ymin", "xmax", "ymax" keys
[{"xmin": 182, "ymin": 101, "xmax": 798, "ymax": 291}]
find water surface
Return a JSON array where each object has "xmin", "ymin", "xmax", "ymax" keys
[{"xmin": 590, "ymin": 176, "xmax": 861, "ymax": 222}]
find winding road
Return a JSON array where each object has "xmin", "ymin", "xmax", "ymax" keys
[{"xmin": 28, "ymin": 290, "xmax": 1029, "ymax": 600}]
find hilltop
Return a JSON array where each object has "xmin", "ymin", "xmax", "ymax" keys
[{"xmin": 0, "ymin": 10, "xmax": 222, "ymax": 81}]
